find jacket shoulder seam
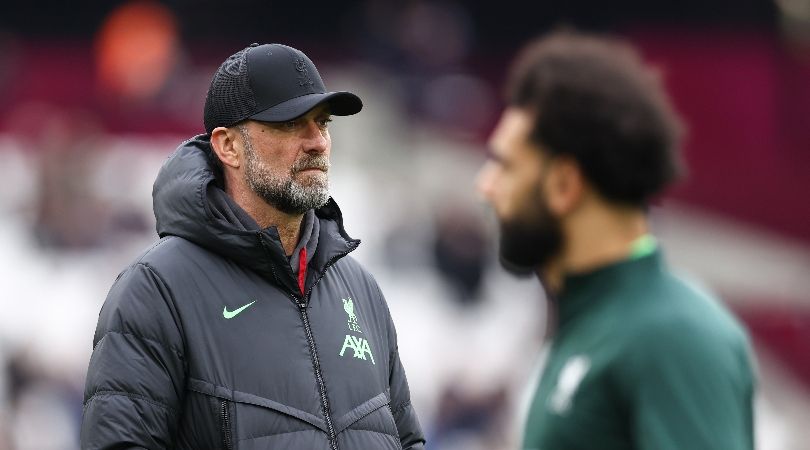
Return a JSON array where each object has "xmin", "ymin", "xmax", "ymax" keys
[
  {"xmin": 134, "ymin": 261, "xmax": 176, "ymax": 301},
  {"xmin": 133, "ymin": 237, "xmax": 177, "ymax": 264},
  {"xmin": 134, "ymin": 236, "xmax": 204, "ymax": 269},
  {"xmin": 83, "ymin": 389, "xmax": 178, "ymax": 415}
]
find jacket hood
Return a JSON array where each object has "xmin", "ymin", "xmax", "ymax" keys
[{"xmin": 152, "ymin": 134, "xmax": 360, "ymax": 296}]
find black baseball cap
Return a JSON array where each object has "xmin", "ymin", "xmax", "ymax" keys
[{"xmin": 203, "ymin": 43, "xmax": 363, "ymax": 134}]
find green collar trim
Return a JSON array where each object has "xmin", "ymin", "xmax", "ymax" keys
[{"xmin": 629, "ymin": 234, "xmax": 657, "ymax": 261}]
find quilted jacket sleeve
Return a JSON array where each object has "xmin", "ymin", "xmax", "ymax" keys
[
  {"xmin": 381, "ymin": 290, "xmax": 425, "ymax": 450},
  {"xmin": 81, "ymin": 262, "xmax": 186, "ymax": 449}
]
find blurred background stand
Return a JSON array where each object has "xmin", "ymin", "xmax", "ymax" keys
[{"xmin": 0, "ymin": 1, "xmax": 808, "ymax": 449}]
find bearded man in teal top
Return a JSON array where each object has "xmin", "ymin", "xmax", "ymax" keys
[{"xmin": 477, "ymin": 31, "xmax": 755, "ymax": 450}]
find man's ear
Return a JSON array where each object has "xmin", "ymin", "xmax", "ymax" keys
[
  {"xmin": 210, "ymin": 126, "xmax": 242, "ymax": 169},
  {"xmin": 544, "ymin": 156, "xmax": 586, "ymax": 216}
]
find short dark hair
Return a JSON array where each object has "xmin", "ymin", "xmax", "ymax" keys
[{"xmin": 507, "ymin": 30, "xmax": 684, "ymax": 206}]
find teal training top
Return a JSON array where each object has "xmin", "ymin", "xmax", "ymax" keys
[{"xmin": 523, "ymin": 249, "xmax": 755, "ymax": 450}]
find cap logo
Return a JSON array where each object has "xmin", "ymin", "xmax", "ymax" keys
[{"xmin": 294, "ymin": 58, "xmax": 314, "ymax": 87}]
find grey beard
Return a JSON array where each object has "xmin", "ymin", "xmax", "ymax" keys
[{"xmin": 242, "ymin": 135, "xmax": 331, "ymax": 215}]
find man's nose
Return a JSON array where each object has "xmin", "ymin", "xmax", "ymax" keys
[{"xmin": 302, "ymin": 120, "xmax": 329, "ymax": 154}]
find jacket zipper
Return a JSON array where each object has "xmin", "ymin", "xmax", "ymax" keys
[
  {"xmin": 221, "ymin": 400, "xmax": 233, "ymax": 450},
  {"xmin": 258, "ymin": 229, "xmax": 358, "ymax": 450},
  {"xmin": 294, "ymin": 247, "xmax": 357, "ymax": 450},
  {"xmin": 298, "ymin": 300, "xmax": 339, "ymax": 450}
]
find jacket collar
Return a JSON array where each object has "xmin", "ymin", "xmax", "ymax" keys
[{"xmin": 557, "ymin": 250, "xmax": 664, "ymax": 330}]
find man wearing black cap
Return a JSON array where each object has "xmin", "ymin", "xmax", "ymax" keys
[{"xmin": 81, "ymin": 43, "xmax": 425, "ymax": 450}]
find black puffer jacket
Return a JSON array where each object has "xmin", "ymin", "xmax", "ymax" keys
[{"xmin": 81, "ymin": 135, "xmax": 425, "ymax": 449}]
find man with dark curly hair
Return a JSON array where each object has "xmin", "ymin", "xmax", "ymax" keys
[{"xmin": 478, "ymin": 31, "xmax": 755, "ymax": 450}]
